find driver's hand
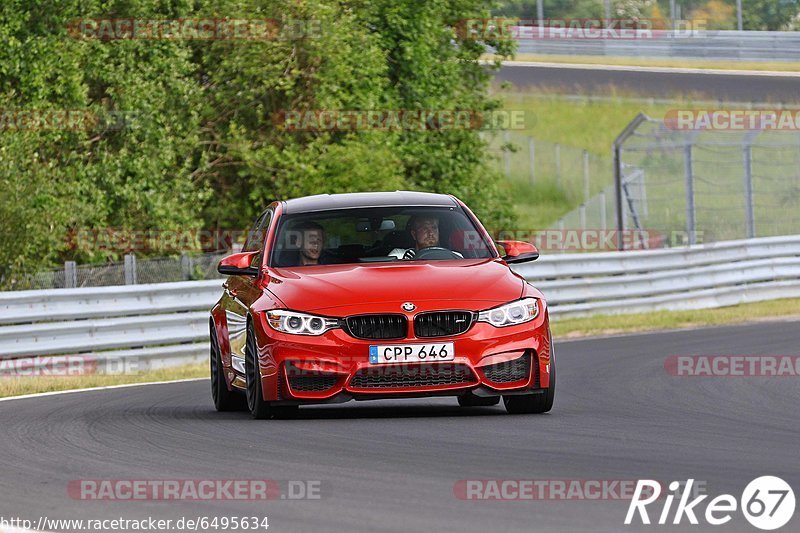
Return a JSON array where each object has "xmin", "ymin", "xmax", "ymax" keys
[{"xmin": 402, "ymin": 249, "xmax": 416, "ymax": 260}]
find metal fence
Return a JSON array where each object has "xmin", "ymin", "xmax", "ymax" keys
[
  {"xmin": 484, "ymin": 129, "xmax": 614, "ymax": 209},
  {"xmin": 4, "ymin": 252, "xmax": 226, "ymax": 291},
  {"xmin": 2, "ymin": 235, "xmax": 798, "ymax": 372},
  {"xmin": 609, "ymin": 113, "xmax": 800, "ymax": 247},
  {"xmin": 512, "ymin": 29, "xmax": 800, "ymax": 62},
  {"xmin": 492, "ymin": 109, "xmax": 800, "ymax": 250}
]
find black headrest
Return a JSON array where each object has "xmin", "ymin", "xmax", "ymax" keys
[{"xmin": 383, "ymin": 230, "xmax": 415, "ymax": 249}]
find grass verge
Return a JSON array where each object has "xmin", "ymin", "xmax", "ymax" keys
[
  {"xmin": 0, "ymin": 362, "xmax": 207, "ymax": 399},
  {"xmin": 489, "ymin": 88, "xmax": 797, "ymax": 228},
  {"xmin": 498, "ymin": 91, "xmax": 683, "ymax": 155},
  {"xmin": 491, "ymin": 91, "xmax": 678, "ymax": 226},
  {"xmin": 551, "ymin": 298, "xmax": 800, "ymax": 339},
  {"xmin": 484, "ymin": 53, "xmax": 800, "ymax": 73}
]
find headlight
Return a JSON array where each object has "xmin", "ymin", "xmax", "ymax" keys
[
  {"xmin": 478, "ymin": 298, "xmax": 539, "ymax": 327},
  {"xmin": 266, "ymin": 310, "xmax": 340, "ymax": 335}
]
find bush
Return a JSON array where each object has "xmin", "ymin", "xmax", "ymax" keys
[{"xmin": 0, "ymin": 0, "xmax": 516, "ymax": 283}]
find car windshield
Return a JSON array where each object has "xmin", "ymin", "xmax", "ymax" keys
[{"xmin": 270, "ymin": 206, "xmax": 496, "ymax": 267}]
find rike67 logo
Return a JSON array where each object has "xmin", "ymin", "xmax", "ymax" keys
[{"xmin": 626, "ymin": 477, "xmax": 795, "ymax": 530}]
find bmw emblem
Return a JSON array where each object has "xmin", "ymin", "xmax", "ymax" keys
[{"xmin": 402, "ymin": 302, "xmax": 416, "ymax": 312}]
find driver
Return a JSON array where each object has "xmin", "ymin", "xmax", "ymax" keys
[{"xmin": 389, "ymin": 215, "xmax": 462, "ymax": 260}]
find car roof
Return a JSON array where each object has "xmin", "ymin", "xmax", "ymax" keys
[{"xmin": 281, "ymin": 191, "xmax": 458, "ymax": 214}]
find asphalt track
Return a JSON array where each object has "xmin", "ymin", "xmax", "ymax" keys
[
  {"xmin": 496, "ymin": 63, "xmax": 800, "ymax": 102},
  {"xmin": 1, "ymin": 320, "xmax": 798, "ymax": 532}
]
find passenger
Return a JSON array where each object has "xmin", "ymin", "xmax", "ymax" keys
[{"xmin": 294, "ymin": 221, "xmax": 325, "ymax": 266}]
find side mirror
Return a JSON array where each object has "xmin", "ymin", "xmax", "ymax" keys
[
  {"xmin": 497, "ymin": 240, "xmax": 539, "ymax": 264},
  {"xmin": 218, "ymin": 251, "xmax": 261, "ymax": 276}
]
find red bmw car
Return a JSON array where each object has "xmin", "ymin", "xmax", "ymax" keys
[{"xmin": 210, "ymin": 191, "xmax": 554, "ymax": 419}]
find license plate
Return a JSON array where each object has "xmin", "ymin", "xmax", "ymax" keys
[{"xmin": 369, "ymin": 342, "xmax": 455, "ymax": 364}]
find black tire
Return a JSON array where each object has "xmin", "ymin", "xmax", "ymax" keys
[
  {"xmin": 245, "ymin": 322, "xmax": 272, "ymax": 419},
  {"xmin": 458, "ymin": 393, "xmax": 501, "ymax": 407},
  {"xmin": 504, "ymin": 343, "xmax": 556, "ymax": 415},
  {"xmin": 210, "ymin": 323, "xmax": 246, "ymax": 412},
  {"xmin": 244, "ymin": 322, "xmax": 300, "ymax": 420}
]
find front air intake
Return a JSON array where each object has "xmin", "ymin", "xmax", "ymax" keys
[
  {"xmin": 482, "ymin": 352, "xmax": 533, "ymax": 384},
  {"xmin": 349, "ymin": 363, "xmax": 475, "ymax": 389}
]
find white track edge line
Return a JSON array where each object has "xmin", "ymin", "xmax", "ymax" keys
[{"xmin": 0, "ymin": 377, "xmax": 206, "ymax": 403}]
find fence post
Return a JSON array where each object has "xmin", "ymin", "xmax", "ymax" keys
[
  {"xmin": 555, "ymin": 143, "xmax": 561, "ymax": 185},
  {"xmin": 181, "ymin": 253, "xmax": 193, "ymax": 280},
  {"xmin": 612, "ymin": 113, "xmax": 650, "ymax": 252},
  {"xmin": 670, "ymin": 0, "xmax": 676, "ymax": 28},
  {"xmin": 736, "ymin": 0, "xmax": 743, "ymax": 31},
  {"xmin": 528, "ymin": 137, "xmax": 535, "ymax": 184},
  {"xmin": 743, "ymin": 141, "xmax": 756, "ymax": 239},
  {"xmin": 613, "ymin": 145, "xmax": 625, "ymax": 250},
  {"xmin": 579, "ymin": 204, "xmax": 587, "ymax": 230},
  {"xmin": 582, "ymin": 150, "xmax": 590, "ymax": 203},
  {"xmin": 599, "ymin": 191, "xmax": 607, "ymax": 231},
  {"xmin": 124, "ymin": 253, "xmax": 138, "ymax": 285},
  {"xmin": 503, "ymin": 130, "xmax": 511, "ymax": 176},
  {"xmin": 64, "ymin": 261, "xmax": 77, "ymax": 288},
  {"xmin": 684, "ymin": 143, "xmax": 697, "ymax": 245}
]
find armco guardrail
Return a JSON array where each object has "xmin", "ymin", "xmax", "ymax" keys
[
  {"xmin": 0, "ymin": 235, "xmax": 798, "ymax": 371},
  {"xmin": 514, "ymin": 235, "xmax": 800, "ymax": 316},
  {"xmin": 0, "ymin": 280, "xmax": 222, "ymax": 373},
  {"xmin": 511, "ymin": 29, "xmax": 800, "ymax": 62}
]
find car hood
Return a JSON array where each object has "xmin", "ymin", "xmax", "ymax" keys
[{"xmin": 265, "ymin": 259, "xmax": 525, "ymax": 314}]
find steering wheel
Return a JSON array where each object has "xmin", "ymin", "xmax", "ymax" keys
[{"xmin": 412, "ymin": 247, "xmax": 461, "ymax": 260}]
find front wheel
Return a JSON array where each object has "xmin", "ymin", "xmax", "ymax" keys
[
  {"xmin": 245, "ymin": 322, "xmax": 299, "ymax": 420},
  {"xmin": 210, "ymin": 323, "xmax": 246, "ymax": 412},
  {"xmin": 245, "ymin": 322, "xmax": 272, "ymax": 419},
  {"xmin": 504, "ymin": 346, "xmax": 555, "ymax": 415}
]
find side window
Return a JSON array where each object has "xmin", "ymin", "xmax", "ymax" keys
[{"xmin": 243, "ymin": 209, "xmax": 273, "ymax": 253}]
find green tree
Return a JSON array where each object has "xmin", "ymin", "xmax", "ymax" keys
[
  {"xmin": 0, "ymin": 0, "xmax": 203, "ymax": 284},
  {"xmin": 742, "ymin": 0, "xmax": 800, "ymax": 30},
  {"xmin": 1, "ymin": 0, "xmax": 517, "ymax": 285},
  {"xmin": 194, "ymin": 0, "xmax": 517, "ymax": 231}
]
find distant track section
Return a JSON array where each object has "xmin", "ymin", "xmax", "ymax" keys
[{"xmin": 495, "ymin": 61, "xmax": 800, "ymax": 102}]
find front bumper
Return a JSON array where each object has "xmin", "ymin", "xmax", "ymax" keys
[{"xmin": 241, "ymin": 309, "xmax": 552, "ymax": 404}]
